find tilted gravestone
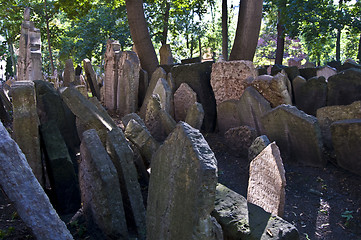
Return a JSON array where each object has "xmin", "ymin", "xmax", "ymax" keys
[
  {"xmin": 63, "ymin": 59, "xmax": 75, "ymax": 87},
  {"xmin": 104, "ymin": 40, "xmax": 121, "ymax": 112},
  {"xmin": 247, "ymin": 142, "xmax": 286, "ymax": 217},
  {"xmin": 80, "ymin": 129, "xmax": 128, "ymax": 239},
  {"xmin": 106, "ymin": 128, "xmax": 146, "ymax": 239},
  {"xmin": 331, "ymin": 119, "xmax": 361, "ymax": 176},
  {"xmin": 83, "ymin": 59, "xmax": 100, "ymax": 99},
  {"xmin": 212, "ymin": 184, "xmax": 299, "ymax": 240},
  {"xmin": 11, "ymin": 81, "xmax": 42, "ymax": 186},
  {"xmin": 185, "ymin": 102, "xmax": 205, "ymax": 130},
  {"xmin": 117, "ymin": 51, "xmax": 140, "ymax": 117},
  {"xmin": 217, "ymin": 99, "xmax": 240, "ymax": 134},
  {"xmin": 294, "ymin": 76, "xmax": 327, "ymax": 116},
  {"xmin": 147, "ymin": 122, "xmax": 221, "ymax": 240},
  {"xmin": 171, "ymin": 62, "xmax": 216, "ymax": 131},
  {"xmin": 174, "ymin": 83, "xmax": 198, "ymax": 122},
  {"xmin": 159, "ymin": 44, "xmax": 174, "ymax": 65},
  {"xmin": 237, "ymin": 86, "xmax": 271, "ymax": 135},
  {"xmin": 0, "ymin": 121, "xmax": 73, "ymax": 240},
  {"xmin": 327, "ymin": 68, "xmax": 361, "ymax": 106},
  {"xmin": 248, "ymin": 135, "xmax": 271, "ymax": 162},
  {"xmin": 40, "ymin": 121, "xmax": 80, "ymax": 214},
  {"xmin": 211, "ymin": 60, "xmax": 257, "ymax": 105},
  {"xmin": 261, "ymin": 104, "xmax": 325, "ymax": 167},
  {"xmin": 153, "ymin": 78, "xmax": 173, "ymax": 116},
  {"xmin": 317, "ymin": 101, "xmax": 361, "ymax": 149}
]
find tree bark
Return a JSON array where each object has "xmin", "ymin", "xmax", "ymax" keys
[
  {"xmin": 222, "ymin": 0, "xmax": 228, "ymax": 60},
  {"xmin": 161, "ymin": 1, "xmax": 170, "ymax": 45},
  {"xmin": 44, "ymin": 0, "xmax": 55, "ymax": 75},
  {"xmin": 275, "ymin": 10, "xmax": 285, "ymax": 65},
  {"xmin": 357, "ymin": 33, "xmax": 361, "ymax": 64},
  {"xmin": 229, "ymin": 0, "xmax": 264, "ymax": 61},
  {"xmin": 336, "ymin": 0, "xmax": 343, "ymax": 62},
  {"xmin": 126, "ymin": 0, "xmax": 158, "ymax": 75}
]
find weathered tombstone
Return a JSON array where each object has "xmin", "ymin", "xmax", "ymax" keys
[
  {"xmin": 211, "ymin": 60, "xmax": 257, "ymax": 105},
  {"xmin": 248, "ymin": 135, "xmax": 271, "ymax": 162},
  {"xmin": 0, "ymin": 121, "xmax": 73, "ymax": 240},
  {"xmin": 153, "ymin": 78, "xmax": 173, "ymax": 116},
  {"xmin": 261, "ymin": 104, "xmax": 325, "ymax": 167},
  {"xmin": 271, "ymin": 64, "xmax": 286, "ymax": 76},
  {"xmin": 167, "ymin": 72, "xmax": 176, "ymax": 94},
  {"xmin": 185, "ymin": 102, "xmax": 205, "ymax": 130},
  {"xmin": 247, "ymin": 142, "xmax": 286, "ymax": 216},
  {"xmin": 292, "ymin": 75, "xmax": 307, "ymax": 100},
  {"xmin": 337, "ymin": 61, "xmax": 361, "ymax": 72},
  {"xmin": 63, "ymin": 59, "xmax": 75, "ymax": 87},
  {"xmin": 294, "ymin": 76, "xmax": 327, "ymax": 116},
  {"xmin": 40, "ymin": 121, "xmax": 80, "ymax": 214},
  {"xmin": 181, "ymin": 57, "xmax": 201, "ymax": 64},
  {"xmin": 331, "ymin": 119, "xmax": 361, "ymax": 176},
  {"xmin": 75, "ymin": 64, "xmax": 82, "ymax": 84},
  {"xmin": 217, "ymin": 99, "xmax": 240, "ymax": 134},
  {"xmin": 212, "ymin": 184, "xmax": 299, "ymax": 240},
  {"xmin": 75, "ymin": 85, "xmax": 88, "ymax": 97},
  {"xmin": 237, "ymin": 86, "xmax": 272, "ymax": 135},
  {"xmin": 299, "ymin": 67, "xmax": 317, "ymax": 80},
  {"xmin": 174, "ymin": 83, "xmax": 198, "ymax": 121},
  {"xmin": 83, "ymin": 58, "xmax": 100, "ymax": 99},
  {"xmin": 106, "ymin": 128, "xmax": 146, "ymax": 239},
  {"xmin": 224, "ymin": 126, "xmax": 257, "ymax": 157},
  {"xmin": 60, "ymin": 86, "xmax": 117, "ymax": 144},
  {"xmin": 125, "ymin": 119, "xmax": 160, "ymax": 166},
  {"xmin": 117, "ymin": 51, "xmax": 140, "ymax": 117},
  {"xmin": 284, "ymin": 66, "xmax": 300, "ymax": 82},
  {"xmin": 140, "ymin": 67, "xmax": 167, "ymax": 117},
  {"xmin": 11, "ymin": 81, "xmax": 42, "ymax": 186},
  {"xmin": 171, "ymin": 62, "xmax": 216, "ymax": 131},
  {"xmin": 147, "ymin": 122, "xmax": 221, "ymax": 240},
  {"xmin": 159, "ymin": 44, "xmax": 174, "ymax": 65},
  {"xmin": 104, "ymin": 40, "xmax": 121, "ymax": 112},
  {"xmin": 316, "ymin": 101, "xmax": 361, "ymax": 149},
  {"xmin": 317, "ymin": 65, "xmax": 337, "ymax": 80},
  {"xmin": 251, "ymin": 73, "xmax": 292, "ymax": 108},
  {"xmin": 80, "ymin": 129, "xmax": 128, "ymax": 239},
  {"xmin": 327, "ymin": 68, "xmax": 361, "ymax": 106}
]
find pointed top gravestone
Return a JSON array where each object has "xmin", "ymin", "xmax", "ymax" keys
[
  {"xmin": 174, "ymin": 83, "xmax": 198, "ymax": 121},
  {"xmin": 83, "ymin": 59, "xmax": 100, "ymax": 99},
  {"xmin": 63, "ymin": 59, "xmax": 75, "ymax": 87}
]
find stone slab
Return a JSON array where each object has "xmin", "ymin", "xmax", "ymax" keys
[
  {"xmin": 83, "ymin": 59, "xmax": 100, "ymax": 99},
  {"xmin": 248, "ymin": 135, "xmax": 271, "ymax": 162},
  {"xmin": 217, "ymin": 100, "xmax": 240, "ymax": 134},
  {"xmin": 185, "ymin": 102, "xmax": 205, "ymax": 130},
  {"xmin": 174, "ymin": 83, "xmax": 197, "ymax": 122}
]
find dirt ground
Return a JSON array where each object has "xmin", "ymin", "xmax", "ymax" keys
[{"xmin": 0, "ymin": 131, "xmax": 360, "ymax": 239}]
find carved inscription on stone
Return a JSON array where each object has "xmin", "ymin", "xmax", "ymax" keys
[{"xmin": 247, "ymin": 142, "xmax": 286, "ymax": 217}]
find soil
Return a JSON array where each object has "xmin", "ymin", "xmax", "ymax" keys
[{"xmin": 0, "ymin": 130, "xmax": 360, "ymax": 239}]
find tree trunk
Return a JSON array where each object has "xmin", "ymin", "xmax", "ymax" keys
[
  {"xmin": 336, "ymin": 0, "xmax": 343, "ymax": 62},
  {"xmin": 222, "ymin": 0, "xmax": 228, "ymax": 60},
  {"xmin": 229, "ymin": 0, "xmax": 264, "ymax": 61},
  {"xmin": 275, "ymin": 1, "xmax": 286, "ymax": 65},
  {"xmin": 44, "ymin": 0, "xmax": 55, "ymax": 75},
  {"xmin": 357, "ymin": 33, "xmax": 361, "ymax": 64},
  {"xmin": 198, "ymin": 36, "xmax": 202, "ymax": 58},
  {"xmin": 161, "ymin": 1, "xmax": 170, "ymax": 45},
  {"xmin": 125, "ymin": 0, "xmax": 158, "ymax": 76}
]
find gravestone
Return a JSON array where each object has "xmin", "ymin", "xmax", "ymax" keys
[
  {"xmin": 217, "ymin": 99, "xmax": 240, "ymax": 134},
  {"xmin": 153, "ymin": 78, "xmax": 173, "ymax": 116},
  {"xmin": 299, "ymin": 67, "xmax": 317, "ymax": 80},
  {"xmin": 171, "ymin": 61, "xmax": 216, "ymax": 131},
  {"xmin": 147, "ymin": 122, "xmax": 220, "ymax": 240},
  {"xmin": 331, "ymin": 119, "xmax": 361, "ymax": 176},
  {"xmin": 224, "ymin": 126, "xmax": 257, "ymax": 157},
  {"xmin": 251, "ymin": 73, "xmax": 292, "ymax": 108},
  {"xmin": 317, "ymin": 65, "xmax": 337, "ymax": 80},
  {"xmin": 138, "ymin": 69, "xmax": 148, "ymax": 108},
  {"xmin": 83, "ymin": 59, "xmax": 100, "ymax": 99},
  {"xmin": 316, "ymin": 101, "xmax": 361, "ymax": 149},
  {"xmin": 125, "ymin": 119, "xmax": 160, "ymax": 166},
  {"xmin": 140, "ymin": 67, "xmax": 167, "ymax": 117},
  {"xmin": 247, "ymin": 142, "xmax": 286, "ymax": 216},
  {"xmin": 0, "ymin": 121, "xmax": 73, "ymax": 240},
  {"xmin": 211, "ymin": 60, "xmax": 257, "ymax": 105},
  {"xmin": 40, "ymin": 121, "xmax": 80, "ymax": 214},
  {"xmin": 104, "ymin": 40, "xmax": 121, "ymax": 111},
  {"xmin": 174, "ymin": 83, "xmax": 198, "ymax": 121},
  {"xmin": 106, "ymin": 129, "xmax": 146, "ymax": 239},
  {"xmin": 80, "ymin": 129, "xmax": 128, "ymax": 239},
  {"xmin": 248, "ymin": 135, "xmax": 271, "ymax": 162},
  {"xmin": 284, "ymin": 66, "xmax": 300, "ymax": 82},
  {"xmin": 212, "ymin": 184, "xmax": 299, "ymax": 240},
  {"xmin": 117, "ymin": 51, "xmax": 140, "ymax": 116},
  {"xmin": 63, "ymin": 59, "xmax": 75, "ymax": 87},
  {"xmin": 159, "ymin": 44, "xmax": 173, "ymax": 65},
  {"xmin": 11, "ymin": 81, "xmax": 42, "ymax": 186},
  {"xmin": 75, "ymin": 85, "xmax": 87, "ymax": 97},
  {"xmin": 261, "ymin": 105, "xmax": 325, "ymax": 167},
  {"xmin": 292, "ymin": 75, "xmax": 307, "ymax": 100},
  {"xmin": 185, "ymin": 102, "xmax": 205, "ymax": 130},
  {"xmin": 237, "ymin": 86, "xmax": 271, "ymax": 135},
  {"xmin": 327, "ymin": 68, "xmax": 361, "ymax": 106},
  {"xmin": 294, "ymin": 76, "xmax": 327, "ymax": 116},
  {"xmin": 122, "ymin": 112, "xmax": 146, "ymax": 128}
]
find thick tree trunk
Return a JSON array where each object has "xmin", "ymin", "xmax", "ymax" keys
[
  {"xmin": 222, "ymin": 0, "xmax": 228, "ymax": 60},
  {"xmin": 357, "ymin": 33, "xmax": 361, "ymax": 64},
  {"xmin": 275, "ymin": 10, "xmax": 285, "ymax": 65},
  {"xmin": 44, "ymin": 0, "xmax": 55, "ymax": 75},
  {"xmin": 125, "ymin": 0, "xmax": 158, "ymax": 75},
  {"xmin": 229, "ymin": 0, "xmax": 264, "ymax": 61},
  {"xmin": 161, "ymin": 1, "xmax": 170, "ymax": 45},
  {"xmin": 336, "ymin": 0, "xmax": 343, "ymax": 62}
]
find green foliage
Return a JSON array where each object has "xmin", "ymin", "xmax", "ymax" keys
[
  {"xmin": 342, "ymin": 210, "xmax": 353, "ymax": 227},
  {"xmin": 0, "ymin": 227, "xmax": 14, "ymax": 239}
]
